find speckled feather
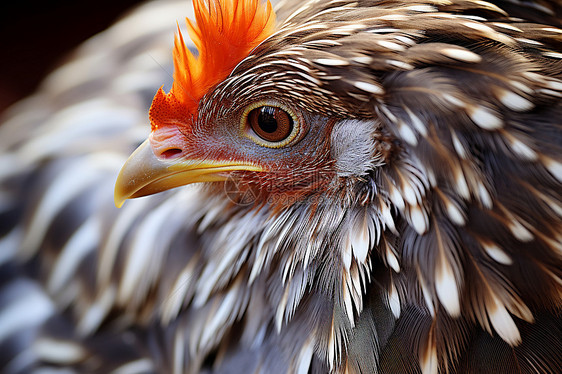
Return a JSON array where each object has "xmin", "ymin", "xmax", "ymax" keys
[{"xmin": 0, "ymin": 0, "xmax": 561, "ymax": 373}]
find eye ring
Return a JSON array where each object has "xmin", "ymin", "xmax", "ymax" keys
[{"xmin": 241, "ymin": 102, "xmax": 300, "ymax": 148}]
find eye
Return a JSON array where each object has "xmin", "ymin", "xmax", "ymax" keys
[
  {"xmin": 242, "ymin": 103, "xmax": 300, "ymax": 148},
  {"xmin": 249, "ymin": 106, "xmax": 293, "ymax": 142}
]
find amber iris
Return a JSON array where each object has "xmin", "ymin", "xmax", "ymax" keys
[{"xmin": 248, "ymin": 106, "xmax": 293, "ymax": 142}]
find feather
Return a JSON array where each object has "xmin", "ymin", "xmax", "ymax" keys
[{"xmin": 1, "ymin": 0, "xmax": 561, "ymax": 373}]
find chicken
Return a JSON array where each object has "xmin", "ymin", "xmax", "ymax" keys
[{"xmin": 1, "ymin": 0, "xmax": 561, "ymax": 373}]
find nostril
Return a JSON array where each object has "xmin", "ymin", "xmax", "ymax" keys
[{"xmin": 160, "ymin": 148, "xmax": 183, "ymax": 159}]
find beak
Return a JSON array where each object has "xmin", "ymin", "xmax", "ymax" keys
[{"xmin": 114, "ymin": 139, "xmax": 262, "ymax": 207}]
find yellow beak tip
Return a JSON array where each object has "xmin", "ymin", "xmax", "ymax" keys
[{"xmin": 114, "ymin": 195, "xmax": 126, "ymax": 209}]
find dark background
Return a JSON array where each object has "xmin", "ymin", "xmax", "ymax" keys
[{"xmin": 0, "ymin": 0, "xmax": 145, "ymax": 114}]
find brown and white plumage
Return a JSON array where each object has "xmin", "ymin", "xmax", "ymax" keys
[{"xmin": 0, "ymin": 0, "xmax": 561, "ymax": 373}]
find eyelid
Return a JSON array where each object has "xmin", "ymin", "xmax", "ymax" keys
[{"xmin": 241, "ymin": 101, "xmax": 302, "ymax": 148}]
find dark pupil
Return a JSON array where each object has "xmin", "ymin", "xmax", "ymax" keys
[{"xmin": 258, "ymin": 107, "xmax": 279, "ymax": 133}]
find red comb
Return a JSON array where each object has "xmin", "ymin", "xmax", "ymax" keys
[{"xmin": 149, "ymin": 0, "xmax": 276, "ymax": 131}]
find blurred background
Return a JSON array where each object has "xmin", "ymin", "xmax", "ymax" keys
[{"xmin": 0, "ymin": 0, "xmax": 145, "ymax": 113}]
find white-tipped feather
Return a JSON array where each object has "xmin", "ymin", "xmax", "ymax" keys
[
  {"xmin": 285, "ymin": 270, "xmax": 311, "ymax": 323},
  {"xmin": 476, "ymin": 181, "xmax": 493, "ymax": 209},
  {"xmin": 544, "ymin": 157, "xmax": 562, "ymax": 182},
  {"xmin": 346, "ymin": 266, "xmax": 364, "ymax": 316},
  {"xmin": 386, "ymin": 59, "xmax": 414, "ymax": 70},
  {"xmin": 402, "ymin": 181, "xmax": 419, "ymax": 206},
  {"xmin": 342, "ymin": 237, "xmax": 353, "ymax": 270},
  {"xmin": 482, "ymin": 242, "xmax": 512, "ymax": 265},
  {"xmin": 276, "ymin": 287, "xmax": 290, "ymax": 333},
  {"xmin": 406, "ymin": 4, "xmax": 436, "ymax": 12},
  {"xmin": 386, "ymin": 249, "xmax": 400, "ymax": 273},
  {"xmin": 342, "ymin": 273, "xmax": 355, "ymax": 327},
  {"xmin": 388, "ymin": 283, "xmax": 401, "ymax": 318},
  {"xmin": 33, "ymin": 338, "xmax": 86, "ymax": 364},
  {"xmin": 409, "ymin": 205, "xmax": 429, "ymax": 235},
  {"xmin": 398, "ymin": 120, "xmax": 418, "ymax": 146},
  {"xmin": 419, "ymin": 275, "xmax": 435, "ymax": 317},
  {"xmin": 508, "ymin": 135, "xmax": 538, "ymax": 160},
  {"xmin": 250, "ymin": 245, "xmax": 269, "ymax": 284},
  {"xmin": 389, "ymin": 184, "xmax": 405, "ymax": 210},
  {"xmin": 380, "ymin": 200, "xmax": 397, "ymax": 234},
  {"xmin": 451, "ymin": 132, "xmax": 467, "ymax": 159},
  {"xmin": 441, "ymin": 47, "xmax": 482, "ymax": 63},
  {"xmin": 314, "ymin": 58, "xmax": 349, "ymax": 66},
  {"xmin": 492, "ymin": 22, "xmax": 523, "ymax": 32},
  {"xmin": 508, "ymin": 220, "xmax": 534, "ymax": 242},
  {"xmin": 468, "ymin": 106, "xmax": 503, "ymax": 130},
  {"xmin": 420, "ymin": 340, "xmax": 438, "ymax": 374},
  {"xmin": 377, "ymin": 40, "xmax": 406, "ymax": 51},
  {"xmin": 445, "ymin": 199, "xmax": 466, "ymax": 226},
  {"xmin": 543, "ymin": 51, "xmax": 562, "ymax": 60},
  {"xmin": 497, "ymin": 89, "xmax": 534, "ymax": 112},
  {"xmin": 327, "ymin": 323, "xmax": 336, "ymax": 370},
  {"xmin": 351, "ymin": 56, "xmax": 373, "ymax": 64},
  {"xmin": 350, "ymin": 214, "xmax": 371, "ymax": 264},
  {"xmin": 489, "ymin": 294, "xmax": 522, "ymax": 346},
  {"xmin": 545, "ymin": 79, "xmax": 562, "ymax": 91},
  {"xmin": 111, "ymin": 359, "xmax": 155, "ymax": 374},
  {"xmin": 442, "ymin": 93, "xmax": 465, "ymax": 108},
  {"xmin": 405, "ymin": 107, "xmax": 427, "ymax": 136},
  {"xmin": 353, "ymin": 81, "xmax": 384, "ymax": 94},
  {"xmin": 435, "ymin": 258, "xmax": 461, "ymax": 317},
  {"xmin": 508, "ymin": 80, "xmax": 533, "ymax": 94},
  {"xmin": 462, "ymin": 21, "xmax": 513, "ymax": 44},
  {"xmin": 454, "ymin": 169, "xmax": 470, "ymax": 200}
]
